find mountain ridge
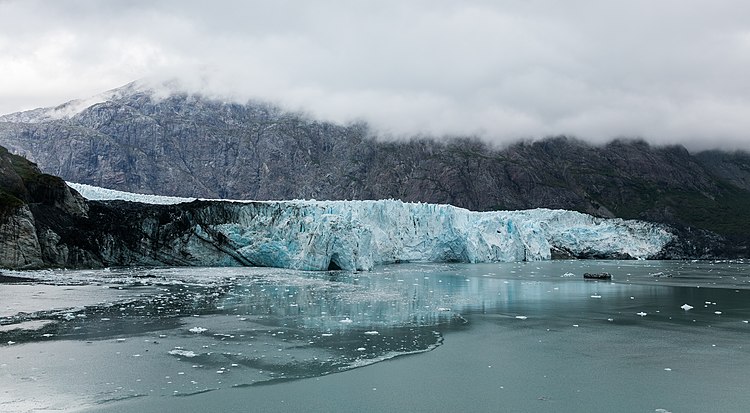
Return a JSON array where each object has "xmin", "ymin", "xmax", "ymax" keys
[{"xmin": 1, "ymin": 83, "xmax": 749, "ymax": 249}]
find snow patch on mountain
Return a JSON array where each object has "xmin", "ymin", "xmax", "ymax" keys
[
  {"xmin": 0, "ymin": 81, "xmax": 152, "ymax": 123},
  {"xmin": 68, "ymin": 182, "xmax": 197, "ymax": 205},
  {"xmin": 0, "ymin": 96, "xmax": 109, "ymax": 123}
]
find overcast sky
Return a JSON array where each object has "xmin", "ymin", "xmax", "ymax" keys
[{"xmin": 1, "ymin": 0, "xmax": 749, "ymax": 150}]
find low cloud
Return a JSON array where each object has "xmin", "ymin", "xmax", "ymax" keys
[{"xmin": 1, "ymin": 0, "xmax": 749, "ymax": 150}]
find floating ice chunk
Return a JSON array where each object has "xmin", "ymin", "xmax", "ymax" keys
[
  {"xmin": 515, "ymin": 315, "xmax": 528, "ymax": 320},
  {"xmin": 189, "ymin": 327, "xmax": 208, "ymax": 333},
  {"xmin": 637, "ymin": 312, "xmax": 648, "ymax": 317},
  {"xmin": 714, "ymin": 311, "xmax": 722, "ymax": 315},
  {"xmin": 664, "ymin": 368, "xmax": 672, "ymax": 371},
  {"xmin": 0, "ymin": 320, "xmax": 56, "ymax": 332},
  {"xmin": 364, "ymin": 331, "xmax": 379, "ymax": 335},
  {"xmin": 339, "ymin": 318, "xmax": 353, "ymax": 324},
  {"xmin": 436, "ymin": 307, "xmax": 451, "ymax": 312},
  {"xmin": 356, "ymin": 347, "xmax": 366, "ymax": 351},
  {"xmin": 680, "ymin": 304, "xmax": 694, "ymax": 311},
  {"xmin": 591, "ymin": 295, "xmax": 602, "ymax": 299},
  {"xmin": 168, "ymin": 349, "xmax": 197, "ymax": 358}
]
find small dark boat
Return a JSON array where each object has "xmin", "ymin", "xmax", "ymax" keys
[{"xmin": 583, "ymin": 272, "xmax": 612, "ymax": 280}]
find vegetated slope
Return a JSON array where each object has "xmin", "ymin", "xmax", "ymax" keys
[{"xmin": 0, "ymin": 84, "xmax": 749, "ymax": 253}]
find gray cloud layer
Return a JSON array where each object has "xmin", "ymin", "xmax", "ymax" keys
[{"xmin": 2, "ymin": 0, "xmax": 749, "ymax": 150}]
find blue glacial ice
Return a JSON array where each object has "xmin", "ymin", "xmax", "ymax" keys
[{"xmin": 69, "ymin": 183, "xmax": 674, "ymax": 271}]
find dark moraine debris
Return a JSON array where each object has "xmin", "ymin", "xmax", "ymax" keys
[{"xmin": 583, "ymin": 272, "xmax": 612, "ymax": 280}]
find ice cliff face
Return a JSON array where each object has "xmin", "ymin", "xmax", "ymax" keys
[
  {"xmin": 68, "ymin": 183, "xmax": 673, "ymax": 271},
  {"xmin": 201, "ymin": 201, "xmax": 672, "ymax": 271}
]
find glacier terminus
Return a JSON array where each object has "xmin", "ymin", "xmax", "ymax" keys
[{"xmin": 68, "ymin": 183, "xmax": 673, "ymax": 271}]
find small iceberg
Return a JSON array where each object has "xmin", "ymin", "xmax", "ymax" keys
[
  {"xmin": 680, "ymin": 304, "xmax": 694, "ymax": 311},
  {"xmin": 169, "ymin": 349, "xmax": 198, "ymax": 358},
  {"xmin": 189, "ymin": 327, "xmax": 208, "ymax": 333},
  {"xmin": 636, "ymin": 312, "xmax": 648, "ymax": 317}
]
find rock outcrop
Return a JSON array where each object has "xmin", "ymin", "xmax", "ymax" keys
[{"xmin": 0, "ymin": 146, "xmax": 88, "ymax": 268}]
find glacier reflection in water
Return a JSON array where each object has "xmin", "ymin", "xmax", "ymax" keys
[{"xmin": 1, "ymin": 260, "xmax": 750, "ymax": 412}]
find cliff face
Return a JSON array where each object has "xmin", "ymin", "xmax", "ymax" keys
[
  {"xmin": 0, "ymin": 146, "xmax": 89, "ymax": 268},
  {"xmin": 1, "ymin": 84, "xmax": 749, "ymax": 249}
]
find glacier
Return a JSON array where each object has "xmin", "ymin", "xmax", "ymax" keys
[{"xmin": 68, "ymin": 182, "xmax": 674, "ymax": 271}]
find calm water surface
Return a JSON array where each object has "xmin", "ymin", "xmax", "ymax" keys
[{"xmin": 1, "ymin": 260, "xmax": 749, "ymax": 412}]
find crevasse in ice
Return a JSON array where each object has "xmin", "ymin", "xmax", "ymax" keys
[{"xmin": 69, "ymin": 182, "xmax": 673, "ymax": 271}]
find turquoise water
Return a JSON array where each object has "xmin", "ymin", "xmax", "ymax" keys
[{"xmin": 1, "ymin": 260, "xmax": 749, "ymax": 412}]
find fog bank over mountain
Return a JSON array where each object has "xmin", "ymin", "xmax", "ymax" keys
[{"xmin": 1, "ymin": 1, "xmax": 750, "ymax": 150}]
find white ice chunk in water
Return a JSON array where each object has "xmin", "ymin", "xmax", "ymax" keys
[
  {"xmin": 680, "ymin": 304, "xmax": 694, "ymax": 311},
  {"xmin": 515, "ymin": 315, "xmax": 528, "ymax": 320},
  {"xmin": 189, "ymin": 327, "xmax": 208, "ymax": 333},
  {"xmin": 168, "ymin": 349, "xmax": 198, "ymax": 358},
  {"xmin": 637, "ymin": 312, "xmax": 648, "ymax": 317}
]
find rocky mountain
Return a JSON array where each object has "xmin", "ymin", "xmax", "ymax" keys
[{"xmin": 1, "ymin": 83, "xmax": 749, "ymax": 253}]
